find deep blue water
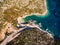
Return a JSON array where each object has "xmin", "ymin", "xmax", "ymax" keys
[{"xmin": 24, "ymin": 0, "xmax": 60, "ymax": 38}]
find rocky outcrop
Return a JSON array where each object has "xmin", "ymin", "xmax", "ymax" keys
[{"xmin": 7, "ymin": 28, "xmax": 54, "ymax": 45}]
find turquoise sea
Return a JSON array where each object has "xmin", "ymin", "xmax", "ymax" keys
[{"xmin": 24, "ymin": 0, "xmax": 60, "ymax": 38}]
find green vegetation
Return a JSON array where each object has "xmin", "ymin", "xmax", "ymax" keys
[
  {"xmin": 3, "ymin": 6, "xmax": 20, "ymax": 27},
  {"xmin": 12, "ymin": 19, "xmax": 17, "ymax": 27},
  {"xmin": 0, "ymin": 23, "xmax": 6, "ymax": 32},
  {"xmin": 3, "ymin": 6, "xmax": 20, "ymax": 22},
  {"xmin": 0, "ymin": 23, "xmax": 3, "ymax": 31},
  {"xmin": 7, "ymin": 28, "xmax": 54, "ymax": 45}
]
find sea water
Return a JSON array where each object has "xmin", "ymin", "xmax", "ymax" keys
[{"xmin": 24, "ymin": 0, "xmax": 60, "ymax": 38}]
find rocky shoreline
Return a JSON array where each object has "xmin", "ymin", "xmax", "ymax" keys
[
  {"xmin": 6, "ymin": 28, "xmax": 54, "ymax": 45},
  {"xmin": 0, "ymin": 21, "xmax": 54, "ymax": 45}
]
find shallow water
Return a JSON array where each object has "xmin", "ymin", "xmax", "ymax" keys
[{"xmin": 24, "ymin": 0, "xmax": 60, "ymax": 38}]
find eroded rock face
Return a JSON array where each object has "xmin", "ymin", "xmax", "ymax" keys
[{"xmin": 7, "ymin": 28, "xmax": 54, "ymax": 45}]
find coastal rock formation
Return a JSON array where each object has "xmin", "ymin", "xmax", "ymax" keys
[
  {"xmin": 0, "ymin": 32, "xmax": 5, "ymax": 41},
  {"xmin": 7, "ymin": 28, "xmax": 54, "ymax": 45},
  {"xmin": 2, "ymin": 0, "xmax": 47, "ymax": 18},
  {"xmin": 0, "ymin": 22, "xmax": 17, "ymax": 42},
  {"xmin": 0, "ymin": 0, "xmax": 48, "ymax": 42}
]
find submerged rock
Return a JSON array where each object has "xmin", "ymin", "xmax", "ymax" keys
[{"xmin": 7, "ymin": 28, "xmax": 54, "ymax": 45}]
